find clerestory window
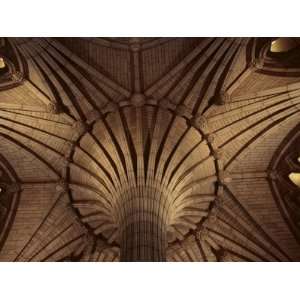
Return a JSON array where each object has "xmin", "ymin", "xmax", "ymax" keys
[{"xmin": 270, "ymin": 38, "xmax": 300, "ymax": 53}]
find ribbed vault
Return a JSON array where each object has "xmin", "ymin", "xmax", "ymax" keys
[{"xmin": 0, "ymin": 37, "xmax": 299, "ymax": 261}]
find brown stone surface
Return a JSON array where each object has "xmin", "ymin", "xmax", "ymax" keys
[{"xmin": 0, "ymin": 37, "xmax": 299, "ymax": 262}]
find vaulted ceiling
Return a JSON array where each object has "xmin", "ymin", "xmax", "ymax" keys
[{"xmin": 0, "ymin": 37, "xmax": 299, "ymax": 261}]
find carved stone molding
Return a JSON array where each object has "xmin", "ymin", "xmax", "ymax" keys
[
  {"xmin": 55, "ymin": 179, "xmax": 68, "ymax": 192},
  {"xmin": 206, "ymin": 133, "xmax": 216, "ymax": 144},
  {"xmin": 190, "ymin": 115, "xmax": 208, "ymax": 131},
  {"xmin": 212, "ymin": 148, "xmax": 224, "ymax": 160},
  {"xmin": 249, "ymin": 58, "xmax": 264, "ymax": 71},
  {"xmin": 72, "ymin": 120, "xmax": 90, "ymax": 138},
  {"xmin": 86, "ymin": 109, "xmax": 101, "ymax": 123},
  {"xmin": 101, "ymin": 102, "xmax": 119, "ymax": 114},
  {"xmin": 218, "ymin": 171, "xmax": 232, "ymax": 184},
  {"xmin": 130, "ymin": 93, "xmax": 146, "ymax": 107},
  {"xmin": 129, "ymin": 38, "xmax": 141, "ymax": 52},
  {"xmin": 46, "ymin": 102, "xmax": 62, "ymax": 114}
]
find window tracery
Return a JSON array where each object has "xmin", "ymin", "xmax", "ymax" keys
[{"xmin": 271, "ymin": 126, "xmax": 300, "ymax": 239}]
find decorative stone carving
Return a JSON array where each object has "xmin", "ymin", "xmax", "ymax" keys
[
  {"xmin": 218, "ymin": 171, "xmax": 232, "ymax": 184},
  {"xmin": 102, "ymin": 102, "xmax": 119, "ymax": 114},
  {"xmin": 10, "ymin": 71, "xmax": 23, "ymax": 83},
  {"xmin": 72, "ymin": 120, "xmax": 89, "ymax": 137},
  {"xmin": 60, "ymin": 156, "xmax": 72, "ymax": 168},
  {"xmin": 64, "ymin": 141, "xmax": 75, "ymax": 159},
  {"xmin": 249, "ymin": 58, "xmax": 264, "ymax": 70},
  {"xmin": 196, "ymin": 227, "xmax": 209, "ymax": 240},
  {"xmin": 190, "ymin": 115, "xmax": 208, "ymax": 131},
  {"xmin": 206, "ymin": 133, "xmax": 216, "ymax": 144},
  {"xmin": 46, "ymin": 102, "xmax": 61, "ymax": 114},
  {"xmin": 118, "ymin": 99, "xmax": 131, "ymax": 107},
  {"xmin": 212, "ymin": 148, "xmax": 224, "ymax": 160},
  {"xmin": 212, "ymin": 91, "xmax": 230, "ymax": 105},
  {"xmin": 129, "ymin": 38, "xmax": 141, "ymax": 52},
  {"xmin": 130, "ymin": 93, "xmax": 146, "ymax": 107},
  {"xmin": 86, "ymin": 109, "xmax": 101, "ymax": 123},
  {"xmin": 55, "ymin": 179, "xmax": 68, "ymax": 192},
  {"xmin": 146, "ymin": 97, "xmax": 158, "ymax": 106}
]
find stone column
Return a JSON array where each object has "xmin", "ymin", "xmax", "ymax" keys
[{"xmin": 119, "ymin": 186, "xmax": 168, "ymax": 262}]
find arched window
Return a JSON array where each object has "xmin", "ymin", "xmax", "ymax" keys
[
  {"xmin": 270, "ymin": 125, "xmax": 300, "ymax": 238},
  {"xmin": 0, "ymin": 57, "xmax": 5, "ymax": 68},
  {"xmin": 0, "ymin": 56, "xmax": 9, "ymax": 77},
  {"xmin": 270, "ymin": 38, "xmax": 300, "ymax": 53},
  {"xmin": 289, "ymin": 156, "xmax": 300, "ymax": 187},
  {"xmin": 289, "ymin": 172, "xmax": 300, "ymax": 187}
]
